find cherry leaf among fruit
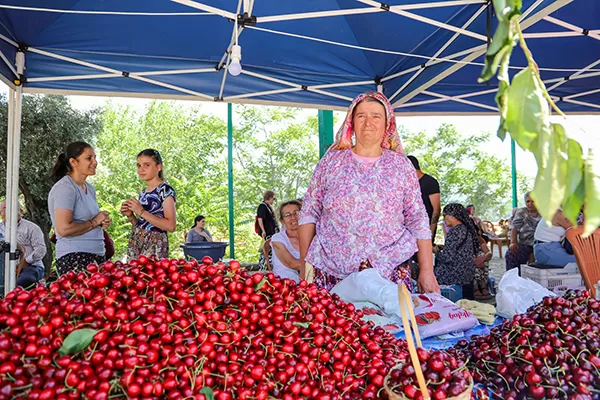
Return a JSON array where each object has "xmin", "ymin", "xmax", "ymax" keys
[
  {"xmin": 200, "ymin": 387, "xmax": 214, "ymax": 400},
  {"xmin": 58, "ymin": 328, "xmax": 98, "ymax": 356}
]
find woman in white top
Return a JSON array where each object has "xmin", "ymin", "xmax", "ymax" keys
[
  {"xmin": 270, "ymin": 200, "xmax": 303, "ymax": 283},
  {"xmin": 533, "ymin": 210, "xmax": 576, "ymax": 267}
]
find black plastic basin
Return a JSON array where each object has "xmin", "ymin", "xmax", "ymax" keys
[{"xmin": 180, "ymin": 242, "xmax": 228, "ymax": 262}]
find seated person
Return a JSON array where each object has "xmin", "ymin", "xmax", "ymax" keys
[
  {"xmin": 270, "ymin": 200, "xmax": 303, "ymax": 283},
  {"xmin": 434, "ymin": 204, "xmax": 479, "ymax": 300},
  {"xmin": 474, "ymin": 236, "xmax": 493, "ymax": 300},
  {"xmin": 0, "ymin": 201, "xmax": 47, "ymax": 289},
  {"xmin": 186, "ymin": 215, "xmax": 213, "ymax": 243},
  {"xmin": 506, "ymin": 192, "xmax": 541, "ymax": 270},
  {"xmin": 533, "ymin": 209, "xmax": 576, "ymax": 267}
]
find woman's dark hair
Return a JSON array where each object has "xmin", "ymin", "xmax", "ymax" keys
[
  {"xmin": 278, "ymin": 200, "xmax": 302, "ymax": 221},
  {"xmin": 51, "ymin": 141, "xmax": 93, "ymax": 183},
  {"xmin": 191, "ymin": 215, "xmax": 205, "ymax": 229},
  {"xmin": 137, "ymin": 149, "xmax": 164, "ymax": 180}
]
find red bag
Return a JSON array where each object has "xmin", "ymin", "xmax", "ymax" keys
[
  {"xmin": 254, "ymin": 216, "xmax": 261, "ymax": 236},
  {"xmin": 50, "ymin": 230, "xmax": 115, "ymax": 260}
]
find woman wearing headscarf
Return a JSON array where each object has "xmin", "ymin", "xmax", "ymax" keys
[
  {"xmin": 434, "ymin": 203, "xmax": 481, "ymax": 299},
  {"xmin": 298, "ymin": 91, "xmax": 440, "ymax": 293}
]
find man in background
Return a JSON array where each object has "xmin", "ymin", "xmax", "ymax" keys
[
  {"xmin": 0, "ymin": 201, "xmax": 46, "ymax": 289},
  {"xmin": 408, "ymin": 156, "xmax": 441, "ymax": 244}
]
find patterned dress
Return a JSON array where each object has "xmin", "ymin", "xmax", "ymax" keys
[
  {"xmin": 434, "ymin": 224, "xmax": 476, "ymax": 286},
  {"xmin": 299, "ymin": 148, "xmax": 431, "ymax": 292},
  {"xmin": 128, "ymin": 182, "xmax": 176, "ymax": 260}
]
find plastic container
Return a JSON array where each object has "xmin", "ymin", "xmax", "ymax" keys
[
  {"xmin": 520, "ymin": 264, "xmax": 585, "ymax": 290},
  {"xmin": 440, "ymin": 284, "xmax": 463, "ymax": 302},
  {"xmin": 594, "ymin": 282, "xmax": 600, "ymax": 299},
  {"xmin": 180, "ymin": 242, "xmax": 228, "ymax": 262},
  {"xmin": 487, "ymin": 276, "xmax": 496, "ymax": 296}
]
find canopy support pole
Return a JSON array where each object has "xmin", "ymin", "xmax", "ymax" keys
[
  {"xmin": 511, "ymin": 139, "xmax": 518, "ymax": 208},
  {"xmin": 4, "ymin": 87, "xmax": 15, "ymax": 294},
  {"xmin": 4, "ymin": 50, "xmax": 24, "ymax": 294},
  {"xmin": 227, "ymin": 103, "xmax": 235, "ymax": 259},
  {"xmin": 318, "ymin": 110, "xmax": 334, "ymax": 158}
]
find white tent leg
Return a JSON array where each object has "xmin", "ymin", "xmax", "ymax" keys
[
  {"xmin": 3, "ymin": 88, "xmax": 14, "ymax": 294},
  {"xmin": 5, "ymin": 51, "xmax": 24, "ymax": 293},
  {"xmin": 7, "ymin": 85, "xmax": 22, "ymax": 292}
]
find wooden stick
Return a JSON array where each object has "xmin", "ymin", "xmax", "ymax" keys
[
  {"xmin": 397, "ymin": 284, "xmax": 430, "ymax": 400},
  {"xmin": 402, "ymin": 284, "xmax": 423, "ymax": 348}
]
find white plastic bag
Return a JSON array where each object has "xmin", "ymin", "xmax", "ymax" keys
[
  {"xmin": 331, "ymin": 269, "xmax": 478, "ymax": 338},
  {"xmin": 496, "ymin": 268, "xmax": 556, "ymax": 319}
]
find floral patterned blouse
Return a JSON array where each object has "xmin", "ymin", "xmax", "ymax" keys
[{"xmin": 299, "ymin": 148, "xmax": 431, "ymax": 280}]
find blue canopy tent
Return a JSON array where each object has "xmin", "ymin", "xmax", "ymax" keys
[{"xmin": 0, "ymin": 0, "xmax": 598, "ymax": 290}]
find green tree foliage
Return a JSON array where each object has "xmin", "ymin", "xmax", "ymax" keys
[
  {"xmin": 94, "ymin": 102, "xmax": 320, "ymax": 262},
  {"xmin": 94, "ymin": 101, "xmax": 228, "ymax": 261},
  {"xmin": 0, "ymin": 94, "xmax": 101, "ymax": 273},
  {"xmin": 402, "ymin": 123, "xmax": 532, "ymax": 220}
]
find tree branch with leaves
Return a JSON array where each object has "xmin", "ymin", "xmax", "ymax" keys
[{"xmin": 480, "ymin": 0, "xmax": 599, "ymax": 233}]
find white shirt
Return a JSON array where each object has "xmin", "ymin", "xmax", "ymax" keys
[
  {"xmin": 0, "ymin": 218, "xmax": 47, "ymax": 267},
  {"xmin": 270, "ymin": 229, "xmax": 300, "ymax": 283},
  {"xmin": 534, "ymin": 218, "xmax": 567, "ymax": 243}
]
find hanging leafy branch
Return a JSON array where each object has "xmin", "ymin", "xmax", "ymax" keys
[{"xmin": 479, "ymin": 0, "xmax": 600, "ymax": 234}]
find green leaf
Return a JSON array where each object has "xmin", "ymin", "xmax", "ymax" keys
[
  {"xmin": 562, "ymin": 138, "xmax": 585, "ymax": 224},
  {"xmin": 493, "ymin": 0, "xmax": 522, "ymax": 21},
  {"xmin": 254, "ymin": 276, "xmax": 268, "ymax": 291},
  {"xmin": 495, "ymin": 46, "xmax": 512, "ymax": 141},
  {"xmin": 583, "ymin": 148, "xmax": 600, "ymax": 235},
  {"xmin": 293, "ymin": 322, "xmax": 311, "ymax": 329},
  {"xmin": 480, "ymin": 22, "xmax": 514, "ymax": 83},
  {"xmin": 530, "ymin": 124, "xmax": 568, "ymax": 221},
  {"xmin": 200, "ymin": 387, "xmax": 214, "ymax": 400},
  {"xmin": 504, "ymin": 67, "xmax": 549, "ymax": 151},
  {"xmin": 59, "ymin": 329, "xmax": 98, "ymax": 356}
]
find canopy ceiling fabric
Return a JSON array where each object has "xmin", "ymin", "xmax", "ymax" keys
[{"xmin": 0, "ymin": 0, "xmax": 598, "ymax": 114}]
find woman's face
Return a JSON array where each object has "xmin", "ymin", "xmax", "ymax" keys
[
  {"xmin": 137, "ymin": 156, "xmax": 162, "ymax": 181},
  {"xmin": 353, "ymin": 100, "xmax": 386, "ymax": 149},
  {"xmin": 70, "ymin": 147, "xmax": 97, "ymax": 177},
  {"xmin": 525, "ymin": 196, "xmax": 537, "ymax": 212},
  {"xmin": 196, "ymin": 219, "xmax": 205, "ymax": 229},
  {"xmin": 280, "ymin": 204, "xmax": 300, "ymax": 230},
  {"xmin": 444, "ymin": 214, "xmax": 460, "ymax": 227}
]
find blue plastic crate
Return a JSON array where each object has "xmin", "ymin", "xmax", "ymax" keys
[{"xmin": 440, "ymin": 284, "xmax": 463, "ymax": 302}]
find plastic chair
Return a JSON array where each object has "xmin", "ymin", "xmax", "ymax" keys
[
  {"xmin": 566, "ymin": 227, "xmax": 600, "ymax": 298},
  {"xmin": 482, "ymin": 220, "xmax": 508, "ymax": 258}
]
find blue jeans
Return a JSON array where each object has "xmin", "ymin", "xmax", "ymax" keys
[
  {"xmin": 534, "ymin": 242, "xmax": 576, "ymax": 267},
  {"xmin": 16, "ymin": 265, "xmax": 44, "ymax": 290}
]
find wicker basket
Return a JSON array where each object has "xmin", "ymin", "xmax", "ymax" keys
[{"xmin": 384, "ymin": 363, "xmax": 473, "ymax": 400}]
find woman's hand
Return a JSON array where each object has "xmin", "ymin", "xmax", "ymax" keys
[
  {"xmin": 120, "ymin": 202, "xmax": 133, "ymax": 218},
  {"xmin": 92, "ymin": 211, "xmax": 109, "ymax": 228},
  {"xmin": 101, "ymin": 215, "xmax": 112, "ymax": 230},
  {"xmin": 508, "ymin": 243, "xmax": 519, "ymax": 254},
  {"xmin": 417, "ymin": 270, "xmax": 440, "ymax": 294},
  {"xmin": 125, "ymin": 198, "xmax": 144, "ymax": 216},
  {"xmin": 474, "ymin": 254, "xmax": 487, "ymax": 268}
]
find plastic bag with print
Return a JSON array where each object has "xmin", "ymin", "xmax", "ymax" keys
[{"xmin": 331, "ymin": 269, "xmax": 478, "ymax": 338}]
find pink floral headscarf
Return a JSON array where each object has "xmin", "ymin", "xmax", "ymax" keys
[{"xmin": 330, "ymin": 91, "xmax": 404, "ymax": 154}]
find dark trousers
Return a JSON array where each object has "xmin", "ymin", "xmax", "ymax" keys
[
  {"xmin": 462, "ymin": 283, "xmax": 475, "ymax": 300},
  {"xmin": 16, "ymin": 265, "xmax": 44, "ymax": 290}
]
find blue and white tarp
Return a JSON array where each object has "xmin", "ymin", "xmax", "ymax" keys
[{"xmin": 0, "ymin": 0, "xmax": 597, "ymax": 113}]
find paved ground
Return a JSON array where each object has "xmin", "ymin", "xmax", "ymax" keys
[{"xmin": 485, "ymin": 244, "xmax": 507, "ymax": 304}]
